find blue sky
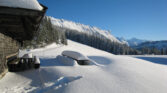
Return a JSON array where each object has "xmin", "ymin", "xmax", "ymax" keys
[{"xmin": 39, "ymin": 0, "xmax": 167, "ymax": 41}]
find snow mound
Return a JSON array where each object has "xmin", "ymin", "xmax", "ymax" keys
[
  {"xmin": 62, "ymin": 50, "xmax": 89, "ymax": 60},
  {"xmin": 57, "ymin": 55, "xmax": 78, "ymax": 66},
  {"xmin": 0, "ymin": 0, "xmax": 43, "ymax": 10}
]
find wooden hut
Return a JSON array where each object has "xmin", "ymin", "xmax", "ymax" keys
[{"xmin": 0, "ymin": 1, "xmax": 47, "ymax": 78}]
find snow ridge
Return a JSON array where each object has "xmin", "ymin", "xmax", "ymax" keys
[{"xmin": 49, "ymin": 17, "xmax": 121, "ymax": 43}]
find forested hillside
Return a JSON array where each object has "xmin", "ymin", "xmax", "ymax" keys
[
  {"xmin": 53, "ymin": 26, "xmax": 139, "ymax": 55},
  {"xmin": 23, "ymin": 16, "xmax": 67, "ymax": 49}
]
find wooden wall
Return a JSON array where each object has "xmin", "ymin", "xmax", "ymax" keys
[{"xmin": 0, "ymin": 33, "xmax": 19, "ymax": 78}]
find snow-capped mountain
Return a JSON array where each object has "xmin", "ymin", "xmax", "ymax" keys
[
  {"xmin": 117, "ymin": 37, "xmax": 148, "ymax": 46},
  {"xmin": 117, "ymin": 37, "xmax": 167, "ymax": 50},
  {"xmin": 49, "ymin": 16, "xmax": 121, "ymax": 43},
  {"xmin": 127, "ymin": 38, "xmax": 148, "ymax": 47},
  {"xmin": 135, "ymin": 40, "xmax": 167, "ymax": 49},
  {"xmin": 116, "ymin": 37, "xmax": 129, "ymax": 45}
]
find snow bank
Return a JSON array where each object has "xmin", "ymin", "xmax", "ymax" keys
[{"xmin": 0, "ymin": 0, "xmax": 43, "ymax": 10}]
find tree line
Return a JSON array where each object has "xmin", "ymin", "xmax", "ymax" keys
[
  {"xmin": 137, "ymin": 47, "xmax": 167, "ymax": 55},
  {"xmin": 53, "ymin": 26, "xmax": 140, "ymax": 55}
]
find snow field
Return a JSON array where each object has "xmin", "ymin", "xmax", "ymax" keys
[{"xmin": 0, "ymin": 40, "xmax": 167, "ymax": 93}]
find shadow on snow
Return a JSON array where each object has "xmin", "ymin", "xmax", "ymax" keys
[{"xmin": 88, "ymin": 56, "xmax": 111, "ymax": 65}]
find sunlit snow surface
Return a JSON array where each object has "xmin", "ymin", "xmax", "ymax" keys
[{"xmin": 0, "ymin": 40, "xmax": 167, "ymax": 93}]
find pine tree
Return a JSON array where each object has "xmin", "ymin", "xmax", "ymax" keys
[{"xmin": 23, "ymin": 16, "xmax": 68, "ymax": 48}]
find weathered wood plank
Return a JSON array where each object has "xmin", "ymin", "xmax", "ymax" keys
[
  {"xmin": 0, "ymin": 33, "xmax": 19, "ymax": 76},
  {"xmin": 0, "ymin": 6, "xmax": 44, "ymax": 16}
]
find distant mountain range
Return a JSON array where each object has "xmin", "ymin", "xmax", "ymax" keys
[
  {"xmin": 117, "ymin": 37, "xmax": 148, "ymax": 46},
  {"xmin": 135, "ymin": 40, "xmax": 167, "ymax": 50},
  {"xmin": 117, "ymin": 37, "xmax": 167, "ymax": 50}
]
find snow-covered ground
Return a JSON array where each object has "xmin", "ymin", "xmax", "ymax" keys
[{"xmin": 0, "ymin": 40, "xmax": 167, "ymax": 93}]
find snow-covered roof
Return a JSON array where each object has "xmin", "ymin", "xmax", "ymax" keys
[
  {"xmin": 0, "ymin": 0, "xmax": 43, "ymax": 11},
  {"xmin": 62, "ymin": 50, "xmax": 89, "ymax": 60}
]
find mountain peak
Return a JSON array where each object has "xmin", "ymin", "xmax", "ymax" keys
[
  {"xmin": 117, "ymin": 37, "xmax": 149, "ymax": 46},
  {"xmin": 49, "ymin": 16, "xmax": 121, "ymax": 43}
]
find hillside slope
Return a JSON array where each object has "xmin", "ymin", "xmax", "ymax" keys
[
  {"xmin": 50, "ymin": 17, "xmax": 121, "ymax": 43},
  {"xmin": 0, "ymin": 40, "xmax": 167, "ymax": 93}
]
